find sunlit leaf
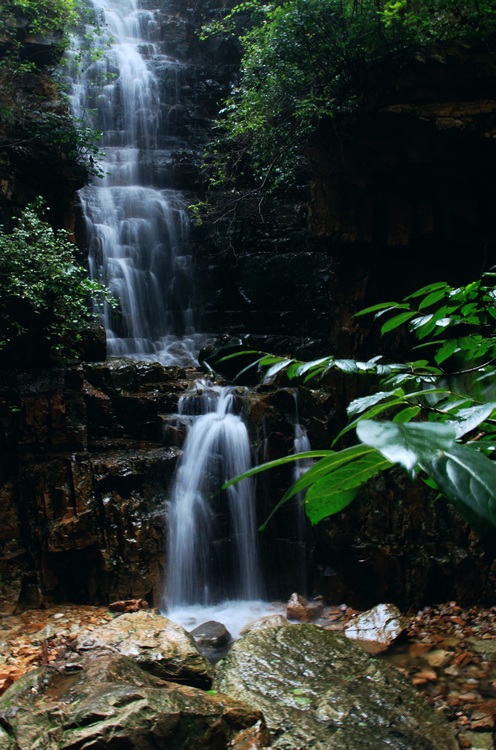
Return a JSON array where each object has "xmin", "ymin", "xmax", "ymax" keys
[
  {"xmin": 446, "ymin": 402, "xmax": 496, "ymax": 438},
  {"xmin": 357, "ymin": 420, "xmax": 456, "ymax": 472},
  {"xmin": 347, "ymin": 391, "xmax": 398, "ymax": 418}
]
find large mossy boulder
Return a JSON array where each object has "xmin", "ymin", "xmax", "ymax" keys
[
  {"xmin": 77, "ymin": 610, "xmax": 214, "ymax": 688},
  {"xmin": 214, "ymin": 624, "xmax": 458, "ymax": 750},
  {"xmin": 0, "ymin": 651, "xmax": 269, "ymax": 750}
]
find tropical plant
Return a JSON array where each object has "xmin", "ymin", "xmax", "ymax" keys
[
  {"xmin": 0, "ymin": 198, "xmax": 113, "ymax": 358},
  {"xmin": 221, "ymin": 271, "xmax": 496, "ymax": 550}
]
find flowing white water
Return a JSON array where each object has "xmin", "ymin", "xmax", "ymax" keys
[
  {"xmin": 69, "ymin": 0, "xmax": 202, "ymax": 364},
  {"xmin": 292, "ymin": 397, "xmax": 313, "ymax": 595},
  {"xmin": 165, "ymin": 383, "xmax": 263, "ymax": 615}
]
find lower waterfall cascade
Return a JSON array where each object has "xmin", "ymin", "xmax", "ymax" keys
[{"xmin": 162, "ymin": 382, "xmax": 281, "ymax": 636}]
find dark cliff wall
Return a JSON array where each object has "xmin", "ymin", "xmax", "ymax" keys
[{"xmin": 191, "ymin": 37, "xmax": 496, "ymax": 358}]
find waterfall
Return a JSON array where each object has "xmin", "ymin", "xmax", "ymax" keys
[
  {"xmin": 69, "ymin": 3, "xmax": 276, "ymax": 635},
  {"xmin": 165, "ymin": 383, "xmax": 262, "ymax": 610},
  {"xmin": 69, "ymin": 0, "xmax": 201, "ymax": 365}
]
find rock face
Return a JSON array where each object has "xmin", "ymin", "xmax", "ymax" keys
[
  {"xmin": 77, "ymin": 610, "xmax": 214, "ymax": 688},
  {"xmin": 0, "ymin": 651, "xmax": 269, "ymax": 750},
  {"xmin": 0, "ymin": 359, "xmax": 493, "ymax": 613},
  {"xmin": 214, "ymin": 624, "xmax": 458, "ymax": 750},
  {"xmin": 0, "ymin": 360, "xmax": 201, "ymax": 612}
]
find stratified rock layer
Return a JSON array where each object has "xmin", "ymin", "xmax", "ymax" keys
[{"xmin": 214, "ymin": 624, "xmax": 458, "ymax": 750}]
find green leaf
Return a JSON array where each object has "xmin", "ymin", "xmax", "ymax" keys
[
  {"xmin": 294, "ymin": 357, "xmax": 333, "ymax": 377},
  {"xmin": 357, "ymin": 420, "xmax": 457, "ymax": 472},
  {"xmin": 406, "ymin": 282, "xmax": 449, "ymax": 300},
  {"xmin": 304, "ymin": 449, "xmax": 392, "ymax": 525},
  {"xmin": 381, "ymin": 311, "xmax": 417, "ymax": 335},
  {"xmin": 305, "ymin": 487, "xmax": 359, "ymax": 525},
  {"xmin": 347, "ymin": 391, "xmax": 397, "ymax": 418},
  {"xmin": 355, "ymin": 302, "xmax": 406, "ymax": 316},
  {"xmin": 418, "ymin": 289, "xmax": 449, "ymax": 309},
  {"xmin": 434, "ymin": 339, "xmax": 459, "ymax": 365},
  {"xmin": 262, "ymin": 359, "xmax": 295, "ymax": 379},
  {"xmin": 420, "ymin": 443, "xmax": 496, "ymax": 540},
  {"xmin": 447, "ymin": 403, "xmax": 496, "ymax": 438},
  {"xmin": 392, "ymin": 406, "xmax": 421, "ymax": 423}
]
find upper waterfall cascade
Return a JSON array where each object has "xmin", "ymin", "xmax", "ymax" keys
[{"xmin": 70, "ymin": 0, "xmax": 203, "ymax": 364}]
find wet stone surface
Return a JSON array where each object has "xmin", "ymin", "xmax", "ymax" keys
[{"xmin": 0, "ymin": 601, "xmax": 494, "ymax": 748}]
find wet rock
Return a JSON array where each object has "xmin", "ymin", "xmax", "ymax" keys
[
  {"xmin": 286, "ymin": 592, "xmax": 323, "ymax": 622},
  {"xmin": 343, "ymin": 602, "xmax": 406, "ymax": 654},
  {"xmin": 191, "ymin": 620, "xmax": 231, "ymax": 649},
  {"xmin": 0, "ymin": 651, "xmax": 269, "ymax": 750},
  {"xmin": 77, "ymin": 610, "xmax": 213, "ymax": 688},
  {"xmin": 240, "ymin": 614, "xmax": 290, "ymax": 635},
  {"xmin": 214, "ymin": 624, "xmax": 458, "ymax": 749}
]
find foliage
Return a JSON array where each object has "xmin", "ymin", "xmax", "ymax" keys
[
  {"xmin": 202, "ymin": 0, "xmax": 496, "ymax": 195},
  {"xmin": 0, "ymin": 199, "xmax": 113, "ymax": 358},
  {"xmin": 221, "ymin": 271, "xmax": 496, "ymax": 549},
  {"xmin": 0, "ymin": 0, "xmax": 79, "ymax": 46}
]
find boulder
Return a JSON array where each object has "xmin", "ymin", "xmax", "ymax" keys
[
  {"xmin": 0, "ymin": 651, "xmax": 270, "ymax": 750},
  {"xmin": 77, "ymin": 610, "xmax": 213, "ymax": 688},
  {"xmin": 214, "ymin": 624, "xmax": 458, "ymax": 750},
  {"xmin": 343, "ymin": 602, "xmax": 406, "ymax": 654}
]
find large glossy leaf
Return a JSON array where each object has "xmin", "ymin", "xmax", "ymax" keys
[
  {"xmin": 446, "ymin": 402, "xmax": 496, "ymax": 438},
  {"xmin": 305, "ymin": 487, "xmax": 359, "ymax": 525},
  {"xmin": 258, "ymin": 444, "xmax": 378, "ymax": 530},
  {"xmin": 357, "ymin": 420, "xmax": 457, "ymax": 471},
  {"xmin": 419, "ymin": 443, "xmax": 496, "ymax": 543}
]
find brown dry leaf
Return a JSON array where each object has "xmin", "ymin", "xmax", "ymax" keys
[{"xmin": 453, "ymin": 652, "xmax": 472, "ymax": 667}]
